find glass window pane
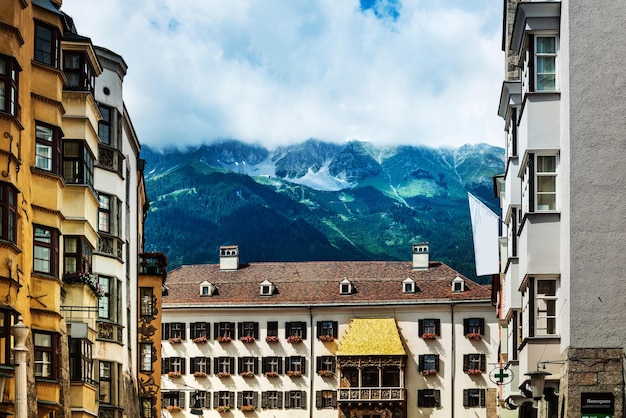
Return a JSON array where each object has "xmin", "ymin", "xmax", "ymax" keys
[{"xmin": 536, "ymin": 37, "xmax": 556, "ymax": 53}]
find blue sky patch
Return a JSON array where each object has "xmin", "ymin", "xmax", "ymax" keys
[{"xmin": 360, "ymin": 0, "xmax": 400, "ymax": 21}]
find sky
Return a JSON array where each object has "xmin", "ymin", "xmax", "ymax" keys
[{"xmin": 61, "ymin": 0, "xmax": 504, "ymax": 150}]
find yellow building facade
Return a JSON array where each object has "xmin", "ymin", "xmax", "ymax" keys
[{"xmin": 0, "ymin": 1, "xmax": 162, "ymax": 417}]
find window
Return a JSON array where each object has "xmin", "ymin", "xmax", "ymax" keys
[
  {"xmin": 262, "ymin": 391, "xmax": 283, "ymax": 409},
  {"xmin": 162, "ymin": 391, "xmax": 184, "ymax": 408},
  {"xmin": 0, "ymin": 55, "xmax": 20, "ymax": 116},
  {"xmin": 534, "ymin": 36, "xmax": 557, "ymax": 91},
  {"xmin": 382, "ymin": 367, "xmax": 400, "ymax": 387},
  {"xmin": 316, "ymin": 391, "xmax": 337, "ymax": 409},
  {"xmin": 0, "ymin": 182, "xmax": 18, "ymax": 244},
  {"xmin": 237, "ymin": 391, "xmax": 258, "ymax": 409},
  {"xmin": 191, "ymin": 357, "xmax": 210, "ymax": 374},
  {"xmin": 419, "ymin": 318, "xmax": 441, "ymax": 338},
  {"xmin": 214, "ymin": 322, "xmax": 235, "ymax": 339},
  {"xmin": 33, "ymin": 225, "xmax": 59, "ymax": 276},
  {"xmin": 98, "ymin": 276, "xmax": 121, "ymax": 323},
  {"xmin": 0, "ymin": 309, "xmax": 17, "ymax": 365},
  {"xmin": 267, "ymin": 321, "xmax": 278, "ymax": 337},
  {"xmin": 260, "ymin": 279, "xmax": 274, "ymax": 295},
  {"xmin": 286, "ymin": 391, "xmax": 306, "ymax": 409},
  {"xmin": 140, "ymin": 343, "xmax": 153, "ymax": 372},
  {"xmin": 191, "ymin": 391, "xmax": 209, "ymax": 409},
  {"xmin": 317, "ymin": 321, "xmax": 338, "ymax": 339},
  {"xmin": 316, "ymin": 356, "xmax": 336, "ymax": 373},
  {"xmin": 141, "ymin": 397, "xmax": 155, "ymax": 418},
  {"xmin": 98, "ymin": 193, "xmax": 121, "ymax": 236},
  {"xmin": 418, "ymin": 389, "xmax": 440, "ymax": 408},
  {"xmin": 508, "ymin": 107, "xmax": 518, "ymax": 158},
  {"xmin": 213, "ymin": 391, "xmax": 234, "ymax": 409},
  {"xmin": 418, "ymin": 354, "xmax": 440, "ymax": 373},
  {"xmin": 238, "ymin": 357, "xmax": 259, "ymax": 375},
  {"xmin": 535, "ymin": 155, "xmax": 557, "ymax": 211},
  {"xmin": 35, "ymin": 122, "xmax": 61, "ymax": 173},
  {"xmin": 34, "ymin": 332, "xmax": 60, "ymax": 380},
  {"xmin": 463, "ymin": 318, "xmax": 485, "ymax": 336},
  {"xmin": 362, "ymin": 366, "xmax": 379, "ymax": 387},
  {"xmin": 452, "ymin": 277, "xmax": 465, "ymax": 292},
  {"xmin": 463, "ymin": 389, "xmax": 486, "ymax": 407},
  {"xmin": 34, "ymin": 22, "xmax": 60, "ymax": 67},
  {"xmin": 69, "ymin": 338, "xmax": 93, "ymax": 384},
  {"xmin": 64, "ymin": 236, "xmax": 93, "ymax": 274},
  {"xmin": 163, "ymin": 323, "xmax": 186, "ymax": 340},
  {"xmin": 285, "ymin": 321, "xmax": 306, "ymax": 339},
  {"xmin": 98, "ymin": 104, "xmax": 113, "ymax": 145},
  {"xmin": 140, "ymin": 288, "xmax": 155, "ymax": 317},
  {"xmin": 63, "ymin": 52, "xmax": 95, "ymax": 93},
  {"xmin": 535, "ymin": 278, "xmax": 557, "ymax": 336},
  {"xmin": 340, "ymin": 278, "xmax": 353, "ymax": 294},
  {"xmin": 463, "ymin": 354, "xmax": 486, "ymax": 373},
  {"xmin": 238, "ymin": 321, "xmax": 259, "ymax": 339},
  {"xmin": 403, "ymin": 278, "xmax": 415, "ymax": 293},
  {"xmin": 287, "ymin": 356, "xmax": 305, "ymax": 374},
  {"xmin": 99, "ymin": 361, "xmax": 112, "ymax": 403},
  {"xmin": 63, "ymin": 140, "xmax": 94, "ymax": 186},
  {"xmin": 262, "ymin": 357, "xmax": 283, "ymax": 374},
  {"xmin": 190, "ymin": 322, "xmax": 210, "ymax": 339},
  {"xmin": 163, "ymin": 357, "xmax": 185, "ymax": 374},
  {"xmin": 214, "ymin": 357, "xmax": 234, "ymax": 374}
]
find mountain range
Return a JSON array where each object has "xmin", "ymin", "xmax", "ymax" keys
[{"xmin": 141, "ymin": 139, "xmax": 503, "ymax": 281}]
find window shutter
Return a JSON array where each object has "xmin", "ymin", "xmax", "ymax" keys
[
  {"xmin": 462, "ymin": 354, "xmax": 469, "ymax": 372},
  {"xmin": 254, "ymin": 358, "xmax": 259, "ymax": 374},
  {"xmin": 331, "ymin": 391, "xmax": 337, "ymax": 407},
  {"xmin": 417, "ymin": 390, "xmax": 424, "ymax": 407},
  {"xmin": 529, "ymin": 153, "xmax": 535, "ymax": 212},
  {"xmin": 181, "ymin": 324, "xmax": 186, "ymax": 340},
  {"xmin": 179, "ymin": 392, "xmax": 185, "ymax": 407},
  {"xmin": 434, "ymin": 355, "xmax": 440, "ymax": 372},
  {"xmin": 205, "ymin": 322, "xmax": 210, "ymax": 337},
  {"xmin": 434, "ymin": 390, "xmax": 441, "ymax": 407},
  {"xmin": 283, "ymin": 392, "xmax": 289, "ymax": 409},
  {"xmin": 529, "ymin": 278, "xmax": 535, "ymax": 337},
  {"xmin": 238, "ymin": 323, "xmax": 243, "ymax": 339},
  {"xmin": 316, "ymin": 357, "xmax": 322, "ymax": 372},
  {"xmin": 213, "ymin": 392, "xmax": 219, "ymax": 408},
  {"xmin": 261, "ymin": 392, "xmax": 268, "ymax": 408},
  {"xmin": 277, "ymin": 392, "xmax": 283, "ymax": 408},
  {"xmin": 332, "ymin": 321, "xmax": 338, "ymax": 338},
  {"xmin": 238, "ymin": 358, "xmax": 243, "ymax": 374},
  {"xmin": 253, "ymin": 322, "xmax": 259, "ymax": 339},
  {"xmin": 302, "ymin": 357, "xmax": 306, "ymax": 374},
  {"xmin": 190, "ymin": 323, "xmax": 196, "ymax": 338},
  {"xmin": 206, "ymin": 357, "xmax": 211, "ymax": 373},
  {"xmin": 213, "ymin": 323, "xmax": 219, "ymax": 339},
  {"xmin": 285, "ymin": 322, "xmax": 291, "ymax": 338},
  {"xmin": 252, "ymin": 392, "xmax": 258, "ymax": 407},
  {"xmin": 463, "ymin": 318, "xmax": 469, "ymax": 335},
  {"xmin": 418, "ymin": 319, "xmax": 424, "ymax": 336},
  {"xmin": 237, "ymin": 392, "xmax": 243, "ymax": 408},
  {"xmin": 316, "ymin": 391, "xmax": 322, "ymax": 409},
  {"xmin": 181, "ymin": 358, "xmax": 186, "ymax": 374},
  {"xmin": 418, "ymin": 355, "xmax": 424, "ymax": 372},
  {"xmin": 213, "ymin": 358, "xmax": 219, "ymax": 374},
  {"xmin": 229, "ymin": 392, "xmax": 235, "ymax": 409},
  {"xmin": 480, "ymin": 389, "xmax": 486, "ymax": 407},
  {"xmin": 316, "ymin": 321, "xmax": 322, "ymax": 338},
  {"xmin": 190, "ymin": 358, "xmax": 196, "ymax": 372},
  {"xmin": 479, "ymin": 318, "xmax": 485, "ymax": 335},
  {"xmin": 463, "ymin": 389, "xmax": 469, "ymax": 407},
  {"xmin": 529, "ymin": 36, "xmax": 536, "ymax": 92},
  {"xmin": 163, "ymin": 323, "xmax": 170, "ymax": 339},
  {"xmin": 301, "ymin": 322, "xmax": 307, "ymax": 339},
  {"xmin": 480, "ymin": 354, "xmax": 486, "ymax": 372},
  {"xmin": 301, "ymin": 391, "xmax": 307, "ymax": 409},
  {"xmin": 262, "ymin": 358, "xmax": 268, "ymax": 374},
  {"xmin": 229, "ymin": 357, "xmax": 235, "ymax": 372},
  {"xmin": 278, "ymin": 357, "xmax": 283, "ymax": 374},
  {"xmin": 331, "ymin": 357, "xmax": 336, "ymax": 370},
  {"xmin": 435, "ymin": 319, "xmax": 441, "ymax": 336}
]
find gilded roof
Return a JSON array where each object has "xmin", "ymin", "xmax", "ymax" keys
[
  {"xmin": 163, "ymin": 260, "xmax": 491, "ymax": 307},
  {"xmin": 336, "ymin": 318, "xmax": 405, "ymax": 356}
]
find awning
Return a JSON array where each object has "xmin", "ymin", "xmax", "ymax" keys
[{"xmin": 336, "ymin": 318, "xmax": 405, "ymax": 356}]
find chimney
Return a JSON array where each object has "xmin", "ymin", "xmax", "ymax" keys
[
  {"xmin": 412, "ymin": 242, "xmax": 429, "ymax": 270},
  {"xmin": 219, "ymin": 245, "xmax": 239, "ymax": 271}
]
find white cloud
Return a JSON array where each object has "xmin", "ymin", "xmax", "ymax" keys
[{"xmin": 62, "ymin": 0, "xmax": 503, "ymax": 150}]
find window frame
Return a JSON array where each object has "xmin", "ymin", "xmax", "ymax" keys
[
  {"xmin": 286, "ymin": 391, "xmax": 306, "ymax": 409},
  {"xmin": 285, "ymin": 321, "xmax": 307, "ymax": 339},
  {"xmin": 139, "ymin": 343, "xmax": 153, "ymax": 372},
  {"xmin": 190, "ymin": 322, "xmax": 210, "ymax": 340},
  {"xmin": 534, "ymin": 154, "xmax": 558, "ymax": 212},
  {"xmin": 463, "ymin": 388, "xmax": 486, "ymax": 407},
  {"xmin": 316, "ymin": 356, "xmax": 336, "ymax": 373},
  {"xmin": 33, "ymin": 225, "xmax": 59, "ymax": 276},
  {"xmin": 418, "ymin": 354, "xmax": 440, "ymax": 373},
  {"xmin": 419, "ymin": 318, "xmax": 441, "ymax": 337},
  {"xmin": 64, "ymin": 235, "xmax": 93, "ymax": 274},
  {"xmin": 69, "ymin": 337, "xmax": 94, "ymax": 384},
  {"xmin": 34, "ymin": 331, "xmax": 60, "ymax": 380},
  {"xmin": 0, "ymin": 54, "xmax": 20, "ymax": 117},
  {"xmin": 162, "ymin": 391, "xmax": 184, "ymax": 408},
  {"xmin": 262, "ymin": 356, "xmax": 283, "ymax": 374},
  {"xmin": 214, "ymin": 391, "xmax": 234, "ymax": 409},
  {"xmin": 316, "ymin": 320, "xmax": 338, "ymax": 339},
  {"xmin": 262, "ymin": 391, "xmax": 282, "ymax": 409},
  {"xmin": 266, "ymin": 321, "xmax": 278, "ymax": 337},
  {"xmin": 214, "ymin": 357, "xmax": 234, "ymax": 374},
  {"xmin": 0, "ymin": 182, "xmax": 18, "ymax": 245},
  {"xmin": 34, "ymin": 21, "xmax": 60, "ymax": 67},
  {"xmin": 63, "ymin": 51, "xmax": 95, "ymax": 94},
  {"xmin": 462, "ymin": 353, "xmax": 486, "ymax": 373},
  {"xmin": 238, "ymin": 357, "xmax": 259, "ymax": 375},
  {"xmin": 214, "ymin": 322, "xmax": 235, "ymax": 339},
  {"xmin": 140, "ymin": 287, "xmax": 155, "ymax": 317},
  {"xmin": 533, "ymin": 35, "xmax": 557, "ymax": 92},
  {"xmin": 316, "ymin": 390, "xmax": 337, "ymax": 409},
  {"xmin": 287, "ymin": 356, "xmax": 305, "ymax": 374},
  {"xmin": 417, "ymin": 389, "xmax": 441, "ymax": 408},
  {"xmin": 191, "ymin": 357, "xmax": 210, "ymax": 374},
  {"xmin": 238, "ymin": 321, "xmax": 259, "ymax": 339},
  {"xmin": 463, "ymin": 318, "xmax": 485, "ymax": 336},
  {"xmin": 35, "ymin": 121, "xmax": 61, "ymax": 174},
  {"xmin": 163, "ymin": 357, "xmax": 186, "ymax": 374},
  {"xmin": 163, "ymin": 322, "xmax": 186, "ymax": 340},
  {"xmin": 63, "ymin": 140, "xmax": 94, "ymax": 187}
]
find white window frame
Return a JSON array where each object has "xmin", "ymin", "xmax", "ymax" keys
[
  {"xmin": 535, "ymin": 278, "xmax": 558, "ymax": 336},
  {"xmin": 534, "ymin": 35, "xmax": 557, "ymax": 92},
  {"xmin": 535, "ymin": 154, "xmax": 558, "ymax": 212}
]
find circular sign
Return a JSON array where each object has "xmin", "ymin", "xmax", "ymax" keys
[{"xmin": 489, "ymin": 367, "xmax": 514, "ymax": 385}]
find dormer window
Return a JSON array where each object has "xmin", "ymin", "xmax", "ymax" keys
[
  {"xmin": 452, "ymin": 276, "xmax": 465, "ymax": 293},
  {"xmin": 200, "ymin": 281, "xmax": 215, "ymax": 296},
  {"xmin": 260, "ymin": 280, "xmax": 275, "ymax": 296},
  {"xmin": 340, "ymin": 278, "xmax": 353, "ymax": 295},
  {"xmin": 403, "ymin": 278, "xmax": 416, "ymax": 294}
]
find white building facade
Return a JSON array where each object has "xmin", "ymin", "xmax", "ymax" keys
[
  {"xmin": 495, "ymin": 1, "xmax": 626, "ymax": 417},
  {"xmin": 160, "ymin": 244, "xmax": 498, "ymax": 417}
]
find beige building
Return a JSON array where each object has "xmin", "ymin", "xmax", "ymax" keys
[{"xmin": 161, "ymin": 244, "xmax": 498, "ymax": 417}]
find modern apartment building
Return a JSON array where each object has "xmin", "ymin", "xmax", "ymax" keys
[
  {"xmin": 160, "ymin": 244, "xmax": 498, "ymax": 417},
  {"xmin": 494, "ymin": 1, "xmax": 626, "ymax": 417},
  {"xmin": 0, "ymin": 1, "xmax": 160, "ymax": 417}
]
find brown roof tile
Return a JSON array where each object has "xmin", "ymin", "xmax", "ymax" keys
[{"xmin": 163, "ymin": 261, "xmax": 491, "ymax": 307}]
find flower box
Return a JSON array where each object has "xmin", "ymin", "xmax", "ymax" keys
[
  {"xmin": 167, "ymin": 371, "xmax": 182, "ymax": 379},
  {"xmin": 217, "ymin": 336, "xmax": 232, "ymax": 343},
  {"xmin": 240, "ymin": 371, "xmax": 255, "ymax": 378},
  {"xmin": 421, "ymin": 369, "xmax": 438, "ymax": 376},
  {"xmin": 169, "ymin": 337, "xmax": 182, "ymax": 344},
  {"xmin": 421, "ymin": 332, "xmax": 437, "ymax": 340},
  {"xmin": 63, "ymin": 272, "xmax": 106, "ymax": 298},
  {"xmin": 466, "ymin": 369, "xmax": 482, "ymax": 376},
  {"xmin": 287, "ymin": 335, "xmax": 302, "ymax": 344},
  {"xmin": 318, "ymin": 335, "xmax": 334, "ymax": 342},
  {"xmin": 265, "ymin": 335, "xmax": 279, "ymax": 343},
  {"xmin": 240, "ymin": 335, "xmax": 256, "ymax": 343},
  {"xmin": 287, "ymin": 370, "xmax": 302, "ymax": 378},
  {"xmin": 265, "ymin": 371, "xmax": 279, "ymax": 378},
  {"xmin": 318, "ymin": 370, "xmax": 334, "ymax": 377},
  {"xmin": 193, "ymin": 336, "xmax": 208, "ymax": 344},
  {"xmin": 239, "ymin": 405, "xmax": 255, "ymax": 412},
  {"xmin": 216, "ymin": 405, "xmax": 231, "ymax": 413},
  {"xmin": 466, "ymin": 332, "xmax": 482, "ymax": 341},
  {"xmin": 193, "ymin": 371, "xmax": 207, "ymax": 378},
  {"xmin": 166, "ymin": 405, "xmax": 182, "ymax": 413},
  {"xmin": 217, "ymin": 371, "xmax": 231, "ymax": 378}
]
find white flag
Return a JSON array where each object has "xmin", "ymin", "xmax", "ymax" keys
[{"xmin": 468, "ymin": 192, "xmax": 500, "ymax": 276}]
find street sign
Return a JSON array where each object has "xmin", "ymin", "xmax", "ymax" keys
[
  {"xmin": 581, "ymin": 415, "xmax": 612, "ymax": 418},
  {"xmin": 581, "ymin": 392, "xmax": 614, "ymax": 418},
  {"xmin": 489, "ymin": 366, "xmax": 514, "ymax": 385}
]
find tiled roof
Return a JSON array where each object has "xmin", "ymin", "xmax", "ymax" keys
[
  {"xmin": 336, "ymin": 318, "xmax": 405, "ymax": 356},
  {"xmin": 163, "ymin": 260, "xmax": 491, "ymax": 307}
]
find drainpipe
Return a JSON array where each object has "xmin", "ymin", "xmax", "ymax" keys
[
  {"xmin": 309, "ymin": 307, "xmax": 314, "ymax": 418},
  {"xmin": 451, "ymin": 303, "xmax": 455, "ymax": 418}
]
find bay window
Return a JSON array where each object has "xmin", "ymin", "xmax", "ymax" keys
[
  {"xmin": 63, "ymin": 51, "xmax": 95, "ymax": 93},
  {"xmin": 69, "ymin": 337, "xmax": 93, "ymax": 384},
  {"xmin": 63, "ymin": 140, "xmax": 94, "ymax": 186},
  {"xmin": 522, "ymin": 277, "xmax": 559, "ymax": 338},
  {"xmin": 64, "ymin": 235, "xmax": 93, "ymax": 273}
]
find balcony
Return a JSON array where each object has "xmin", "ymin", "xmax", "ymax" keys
[
  {"xmin": 338, "ymin": 387, "xmax": 405, "ymax": 402},
  {"xmin": 97, "ymin": 321, "xmax": 123, "ymax": 343},
  {"xmin": 139, "ymin": 253, "xmax": 168, "ymax": 276}
]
